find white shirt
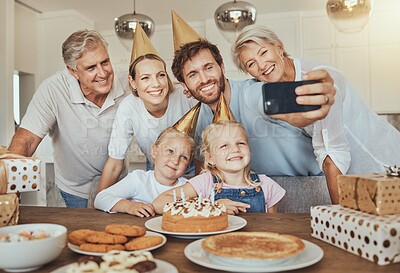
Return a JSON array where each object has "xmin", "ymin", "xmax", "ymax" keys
[
  {"xmin": 94, "ymin": 170, "xmax": 187, "ymax": 212},
  {"xmin": 20, "ymin": 69, "xmax": 130, "ymax": 198},
  {"xmin": 297, "ymin": 58, "xmax": 400, "ymax": 174},
  {"xmin": 108, "ymin": 87, "xmax": 197, "ymax": 161}
]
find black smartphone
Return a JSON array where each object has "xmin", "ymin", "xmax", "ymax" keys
[{"xmin": 262, "ymin": 80, "xmax": 321, "ymax": 115}]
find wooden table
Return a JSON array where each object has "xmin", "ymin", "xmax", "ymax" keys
[{"xmin": 3, "ymin": 206, "xmax": 399, "ymax": 273}]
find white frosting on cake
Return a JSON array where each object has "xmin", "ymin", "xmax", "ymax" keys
[
  {"xmin": 163, "ymin": 197, "xmax": 226, "ymax": 218},
  {"xmin": 66, "ymin": 261, "xmax": 99, "ymax": 273},
  {"xmin": 66, "ymin": 251, "xmax": 154, "ymax": 273}
]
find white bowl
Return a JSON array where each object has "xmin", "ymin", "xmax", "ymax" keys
[{"xmin": 0, "ymin": 223, "xmax": 67, "ymax": 272}]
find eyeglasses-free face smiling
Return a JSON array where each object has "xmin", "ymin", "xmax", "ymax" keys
[
  {"xmin": 69, "ymin": 44, "xmax": 114, "ymax": 102},
  {"xmin": 239, "ymin": 41, "xmax": 288, "ymax": 83},
  {"xmin": 207, "ymin": 125, "xmax": 251, "ymax": 175},
  {"xmin": 130, "ymin": 58, "xmax": 170, "ymax": 113},
  {"xmin": 152, "ymin": 136, "xmax": 193, "ymax": 186},
  {"xmin": 181, "ymin": 49, "xmax": 226, "ymax": 106}
]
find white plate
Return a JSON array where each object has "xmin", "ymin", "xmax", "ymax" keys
[
  {"xmin": 145, "ymin": 215, "xmax": 247, "ymax": 239},
  {"xmin": 68, "ymin": 231, "xmax": 166, "ymax": 256},
  {"xmin": 184, "ymin": 238, "xmax": 324, "ymax": 273},
  {"xmin": 50, "ymin": 259, "xmax": 177, "ymax": 273}
]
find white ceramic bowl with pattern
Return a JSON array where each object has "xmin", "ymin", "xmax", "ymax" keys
[{"xmin": 0, "ymin": 223, "xmax": 67, "ymax": 272}]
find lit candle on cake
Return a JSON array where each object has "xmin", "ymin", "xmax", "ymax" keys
[
  {"xmin": 181, "ymin": 188, "xmax": 186, "ymax": 203},
  {"xmin": 210, "ymin": 190, "xmax": 215, "ymax": 205},
  {"xmin": 198, "ymin": 192, "xmax": 202, "ymax": 206},
  {"xmin": 173, "ymin": 189, "xmax": 177, "ymax": 203}
]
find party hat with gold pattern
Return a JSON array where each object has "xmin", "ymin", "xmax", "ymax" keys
[
  {"xmin": 130, "ymin": 23, "xmax": 159, "ymax": 64},
  {"xmin": 172, "ymin": 102, "xmax": 202, "ymax": 137},
  {"xmin": 212, "ymin": 93, "xmax": 236, "ymax": 123},
  {"xmin": 171, "ymin": 10, "xmax": 203, "ymax": 52}
]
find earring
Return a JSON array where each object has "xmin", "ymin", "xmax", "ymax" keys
[{"xmin": 207, "ymin": 162, "xmax": 216, "ymax": 168}]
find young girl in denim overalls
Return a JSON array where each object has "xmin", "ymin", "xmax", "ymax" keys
[{"xmin": 153, "ymin": 120, "xmax": 285, "ymax": 214}]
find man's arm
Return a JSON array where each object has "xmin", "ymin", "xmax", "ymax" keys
[
  {"xmin": 8, "ymin": 128, "xmax": 42, "ymax": 157},
  {"xmin": 272, "ymin": 69, "xmax": 336, "ymax": 128},
  {"xmin": 97, "ymin": 157, "xmax": 124, "ymax": 193}
]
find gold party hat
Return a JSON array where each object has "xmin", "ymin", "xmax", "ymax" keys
[
  {"xmin": 130, "ymin": 23, "xmax": 159, "ymax": 64},
  {"xmin": 212, "ymin": 93, "xmax": 236, "ymax": 123},
  {"xmin": 171, "ymin": 10, "xmax": 203, "ymax": 52},
  {"xmin": 173, "ymin": 102, "xmax": 201, "ymax": 137}
]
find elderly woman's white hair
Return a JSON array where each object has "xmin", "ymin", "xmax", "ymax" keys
[{"xmin": 232, "ymin": 24, "xmax": 290, "ymax": 73}]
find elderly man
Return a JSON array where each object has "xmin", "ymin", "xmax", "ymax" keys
[{"xmin": 8, "ymin": 30, "xmax": 129, "ymax": 208}]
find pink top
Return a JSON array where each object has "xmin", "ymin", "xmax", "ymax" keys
[{"xmin": 189, "ymin": 172, "xmax": 286, "ymax": 212}]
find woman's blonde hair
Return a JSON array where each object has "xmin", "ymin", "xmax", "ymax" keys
[
  {"xmin": 232, "ymin": 24, "xmax": 289, "ymax": 73},
  {"xmin": 200, "ymin": 120, "xmax": 261, "ymax": 190},
  {"xmin": 150, "ymin": 127, "xmax": 196, "ymax": 164},
  {"xmin": 129, "ymin": 54, "xmax": 174, "ymax": 97}
]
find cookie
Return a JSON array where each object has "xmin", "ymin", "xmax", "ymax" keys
[
  {"xmin": 105, "ymin": 224, "xmax": 146, "ymax": 237},
  {"xmin": 68, "ymin": 229, "xmax": 96, "ymax": 246},
  {"xmin": 85, "ymin": 231, "xmax": 128, "ymax": 244},
  {"xmin": 124, "ymin": 236, "xmax": 163, "ymax": 251},
  {"xmin": 80, "ymin": 243, "xmax": 125, "ymax": 253}
]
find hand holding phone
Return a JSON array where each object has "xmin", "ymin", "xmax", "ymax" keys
[{"xmin": 262, "ymin": 80, "xmax": 321, "ymax": 115}]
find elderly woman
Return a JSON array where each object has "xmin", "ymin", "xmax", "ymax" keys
[{"xmin": 232, "ymin": 24, "xmax": 400, "ymax": 203}]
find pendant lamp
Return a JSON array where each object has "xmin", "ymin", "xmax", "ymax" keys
[
  {"xmin": 114, "ymin": 0, "xmax": 155, "ymax": 50},
  {"xmin": 214, "ymin": 0, "xmax": 257, "ymax": 43},
  {"xmin": 326, "ymin": 0, "xmax": 373, "ymax": 33}
]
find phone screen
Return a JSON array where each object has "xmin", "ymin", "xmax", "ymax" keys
[{"xmin": 262, "ymin": 80, "xmax": 321, "ymax": 115}]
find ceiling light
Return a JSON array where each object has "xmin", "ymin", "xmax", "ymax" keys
[
  {"xmin": 214, "ymin": 1, "xmax": 257, "ymax": 43},
  {"xmin": 114, "ymin": 0, "xmax": 155, "ymax": 51},
  {"xmin": 326, "ymin": 0, "xmax": 373, "ymax": 33}
]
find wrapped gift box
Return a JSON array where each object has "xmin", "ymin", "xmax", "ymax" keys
[
  {"xmin": 311, "ymin": 205, "xmax": 400, "ymax": 265},
  {"xmin": 0, "ymin": 193, "xmax": 19, "ymax": 227},
  {"xmin": 338, "ymin": 173, "xmax": 400, "ymax": 215},
  {"xmin": 0, "ymin": 157, "xmax": 41, "ymax": 194}
]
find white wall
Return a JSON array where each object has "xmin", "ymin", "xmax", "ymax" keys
[
  {"xmin": 15, "ymin": 4, "xmax": 38, "ymax": 74},
  {"xmin": 0, "ymin": 0, "xmax": 15, "ymax": 147}
]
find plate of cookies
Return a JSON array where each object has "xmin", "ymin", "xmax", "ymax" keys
[{"xmin": 67, "ymin": 224, "xmax": 167, "ymax": 256}]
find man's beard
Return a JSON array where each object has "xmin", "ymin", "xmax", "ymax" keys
[{"xmin": 188, "ymin": 74, "xmax": 226, "ymax": 105}]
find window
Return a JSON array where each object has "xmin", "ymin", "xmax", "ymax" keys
[{"xmin": 13, "ymin": 72, "xmax": 20, "ymax": 125}]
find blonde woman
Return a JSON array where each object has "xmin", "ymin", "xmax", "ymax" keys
[{"xmin": 97, "ymin": 53, "xmax": 197, "ymax": 195}]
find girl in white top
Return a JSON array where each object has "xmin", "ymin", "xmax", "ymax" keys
[
  {"xmin": 153, "ymin": 120, "xmax": 285, "ymax": 215},
  {"xmin": 95, "ymin": 127, "xmax": 195, "ymax": 217},
  {"xmin": 97, "ymin": 54, "xmax": 197, "ymax": 194},
  {"xmin": 232, "ymin": 24, "xmax": 400, "ymax": 203}
]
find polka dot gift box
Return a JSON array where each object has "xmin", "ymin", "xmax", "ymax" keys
[
  {"xmin": 0, "ymin": 149, "xmax": 41, "ymax": 194},
  {"xmin": 0, "ymin": 193, "xmax": 19, "ymax": 227},
  {"xmin": 311, "ymin": 205, "xmax": 400, "ymax": 265},
  {"xmin": 338, "ymin": 173, "xmax": 400, "ymax": 215}
]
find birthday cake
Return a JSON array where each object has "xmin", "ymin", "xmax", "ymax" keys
[{"xmin": 162, "ymin": 197, "xmax": 228, "ymax": 233}]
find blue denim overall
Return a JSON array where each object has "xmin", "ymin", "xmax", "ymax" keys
[{"xmin": 213, "ymin": 173, "xmax": 266, "ymax": 212}]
